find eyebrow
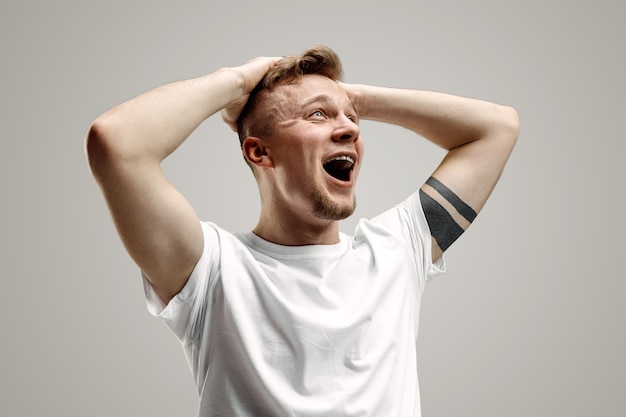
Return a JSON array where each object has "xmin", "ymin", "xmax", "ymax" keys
[{"xmin": 301, "ymin": 94, "xmax": 358, "ymax": 115}]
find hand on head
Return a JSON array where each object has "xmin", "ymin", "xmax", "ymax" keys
[
  {"xmin": 221, "ymin": 56, "xmax": 282, "ymax": 132},
  {"xmin": 337, "ymin": 82, "xmax": 364, "ymax": 119}
]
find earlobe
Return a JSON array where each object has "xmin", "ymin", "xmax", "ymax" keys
[{"xmin": 242, "ymin": 137, "xmax": 272, "ymax": 168}]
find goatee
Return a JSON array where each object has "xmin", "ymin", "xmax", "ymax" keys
[{"xmin": 311, "ymin": 189, "xmax": 357, "ymax": 220}]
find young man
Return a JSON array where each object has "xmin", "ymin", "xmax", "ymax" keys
[{"xmin": 86, "ymin": 46, "xmax": 519, "ymax": 416}]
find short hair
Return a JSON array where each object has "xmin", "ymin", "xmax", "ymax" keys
[{"xmin": 237, "ymin": 45, "xmax": 344, "ymax": 146}]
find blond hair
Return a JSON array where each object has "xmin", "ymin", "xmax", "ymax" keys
[{"xmin": 237, "ymin": 45, "xmax": 344, "ymax": 145}]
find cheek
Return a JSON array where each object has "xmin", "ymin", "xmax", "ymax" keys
[
  {"xmin": 356, "ymin": 140, "xmax": 365, "ymax": 164},
  {"xmin": 357, "ymin": 136, "xmax": 365, "ymax": 153},
  {"xmin": 277, "ymin": 154, "xmax": 322, "ymax": 190}
]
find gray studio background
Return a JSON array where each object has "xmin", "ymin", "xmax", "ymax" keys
[{"xmin": 2, "ymin": 0, "xmax": 624, "ymax": 416}]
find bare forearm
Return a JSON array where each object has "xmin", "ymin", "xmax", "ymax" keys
[
  {"xmin": 348, "ymin": 84, "xmax": 518, "ymax": 150},
  {"xmin": 87, "ymin": 68, "xmax": 242, "ymax": 164}
]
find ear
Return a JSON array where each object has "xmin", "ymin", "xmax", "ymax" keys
[{"xmin": 242, "ymin": 137, "xmax": 273, "ymax": 168}]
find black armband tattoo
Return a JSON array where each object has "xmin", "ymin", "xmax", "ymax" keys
[
  {"xmin": 419, "ymin": 189, "xmax": 465, "ymax": 251},
  {"xmin": 425, "ymin": 176, "xmax": 477, "ymax": 223}
]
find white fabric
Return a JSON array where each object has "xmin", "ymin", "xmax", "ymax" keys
[{"xmin": 143, "ymin": 190, "xmax": 445, "ymax": 416}]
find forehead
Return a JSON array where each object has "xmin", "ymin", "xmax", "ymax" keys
[{"xmin": 270, "ymin": 74, "xmax": 351, "ymax": 113}]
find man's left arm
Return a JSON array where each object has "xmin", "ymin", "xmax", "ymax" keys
[{"xmin": 343, "ymin": 84, "xmax": 520, "ymax": 262}]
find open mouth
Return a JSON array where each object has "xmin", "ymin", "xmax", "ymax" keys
[{"xmin": 323, "ymin": 155, "xmax": 355, "ymax": 182}]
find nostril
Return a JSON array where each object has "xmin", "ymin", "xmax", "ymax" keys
[{"xmin": 334, "ymin": 118, "xmax": 360, "ymax": 141}]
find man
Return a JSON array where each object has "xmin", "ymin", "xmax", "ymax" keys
[{"xmin": 86, "ymin": 46, "xmax": 519, "ymax": 416}]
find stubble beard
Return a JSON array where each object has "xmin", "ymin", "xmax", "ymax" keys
[{"xmin": 311, "ymin": 189, "xmax": 357, "ymax": 220}]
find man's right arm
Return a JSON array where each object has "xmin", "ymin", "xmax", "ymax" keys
[{"xmin": 85, "ymin": 57, "xmax": 278, "ymax": 305}]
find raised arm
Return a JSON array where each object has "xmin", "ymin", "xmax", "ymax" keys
[
  {"xmin": 343, "ymin": 84, "xmax": 520, "ymax": 262},
  {"xmin": 85, "ymin": 57, "xmax": 279, "ymax": 304}
]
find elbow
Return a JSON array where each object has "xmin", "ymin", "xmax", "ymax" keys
[
  {"xmin": 499, "ymin": 105, "xmax": 521, "ymax": 144},
  {"xmin": 84, "ymin": 114, "xmax": 125, "ymax": 179}
]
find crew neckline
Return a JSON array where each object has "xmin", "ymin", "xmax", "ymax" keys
[{"xmin": 236, "ymin": 232, "xmax": 350, "ymax": 259}]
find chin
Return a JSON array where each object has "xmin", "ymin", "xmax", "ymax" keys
[{"xmin": 312, "ymin": 190, "xmax": 356, "ymax": 220}]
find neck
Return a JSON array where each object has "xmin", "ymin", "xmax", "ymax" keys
[{"xmin": 253, "ymin": 210, "xmax": 340, "ymax": 246}]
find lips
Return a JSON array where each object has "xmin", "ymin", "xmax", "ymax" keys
[{"xmin": 323, "ymin": 155, "xmax": 355, "ymax": 182}]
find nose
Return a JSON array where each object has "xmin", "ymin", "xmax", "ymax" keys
[{"xmin": 333, "ymin": 114, "xmax": 360, "ymax": 142}]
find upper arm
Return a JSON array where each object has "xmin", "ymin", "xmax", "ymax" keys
[
  {"xmin": 420, "ymin": 106, "xmax": 520, "ymax": 262},
  {"xmin": 86, "ymin": 120, "xmax": 204, "ymax": 304}
]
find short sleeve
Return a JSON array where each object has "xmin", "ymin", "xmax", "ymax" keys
[
  {"xmin": 406, "ymin": 190, "xmax": 446, "ymax": 282},
  {"xmin": 370, "ymin": 190, "xmax": 446, "ymax": 288},
  {"xmin": 142, "ymin": 221, "xmax": 220, "ymax": 344}
]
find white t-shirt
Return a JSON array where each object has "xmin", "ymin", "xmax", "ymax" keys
[{"xmin": 144, "ymin": 191, "xmax": 445, "ymax": 416}]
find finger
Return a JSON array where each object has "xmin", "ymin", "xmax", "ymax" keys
[
  {"xmin": 239, "ymin": 57, "xmax": 284, "ymax": 93},
  {"xmin": 220, "ymin": 109, "xmax": 239, "ymax": 132}
]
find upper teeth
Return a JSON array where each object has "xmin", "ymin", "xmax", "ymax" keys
[{"xmin": 326, "ymin": 155, "xmax": 354, "ymax": 164}]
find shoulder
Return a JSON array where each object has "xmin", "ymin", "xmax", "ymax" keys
[
  {"xmin": 355, "ymin": 192, "xmax": 442, "ymax": 266},
  {"xmin": 364, "ymin": 191, "xmax": 432, "ymax": 242}
]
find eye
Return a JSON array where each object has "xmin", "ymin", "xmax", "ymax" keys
[
  {"xmin": 347, "ymin": 114, "xmax": 359, "ymax": 124},
  {"xmin": 309, "ymin": 110, "xmax": 326, "ymax": 119}
]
